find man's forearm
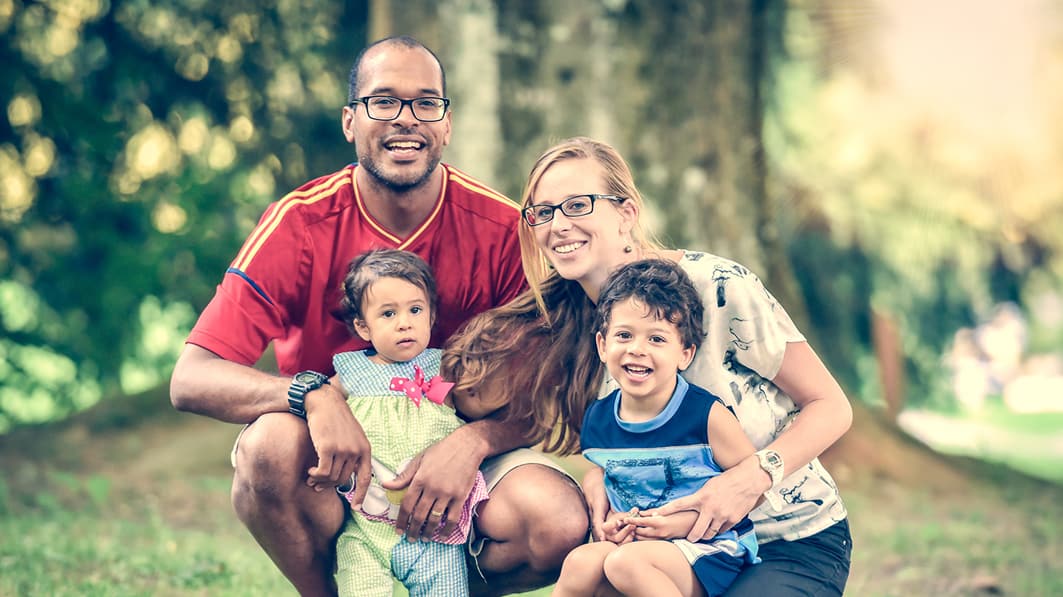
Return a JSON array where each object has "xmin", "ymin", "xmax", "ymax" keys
[
  {"xmin": 455, "ymin": 416, "xmax": 534, "ymax": 461},
  {"xmin": 170, "ymin": 344, "xmax": 290, "ymax": 424}
]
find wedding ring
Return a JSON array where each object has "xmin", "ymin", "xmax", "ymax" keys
[{"xmin": 431, "ymin": 509, "xmax": 444, "ymax": 517}]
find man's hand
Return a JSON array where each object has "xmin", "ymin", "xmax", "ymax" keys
[
  {"xmin": 582, "ymin": 467, "xmax": 611, "ymax": 542},
  {"xmin": 304, "ymin": 384, "xmax": 372, "ymax": 506},
  {"xmin": 654, "ymin": 456, "xmax": 768, "ymax": 542},
  {"xmin": 381, "ymin": 426, "xmax": 485, "ymax": 541}
]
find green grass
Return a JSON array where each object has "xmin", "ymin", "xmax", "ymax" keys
[
  {"xmin": 4, "ymin": 462, "xmax": 1061, "ymax": 596},
  {"xmin": 0, "ymin": 499, "xmax": 289, "ymax": 596},
  {"xmin": 2, "ymin": 409, "xmax": 1061, "ymax": 596},
  {"xmin": 899, "ymin": 400, "xmax": 1063, "ymax": 482},
  {"xmin": 0, "ymin": 449, "xmax": 553, "ymax": 597},
  {"xmin": 843, "ymin": 478, "xmax": 1063, "ymax": 597},
  {"xmin": 969, "ymin": 399, "xmax": 1063, "ymax": 435}
]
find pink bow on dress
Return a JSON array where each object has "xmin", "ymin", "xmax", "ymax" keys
[{"xmin": 390, "ymin": 364, "xmax": 454, "ymax": 407}]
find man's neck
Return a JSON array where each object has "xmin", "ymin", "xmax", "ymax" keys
[{"xmin": 356, "ymin": 166, "xmax": 444, "ymax": 239}]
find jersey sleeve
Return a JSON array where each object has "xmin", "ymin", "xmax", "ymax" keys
[
  {"xmin": 713, "ymin": 266, "xmax": 805, "ymax": 380},
  {"xmin": 493, "ymin": 217, "xmax": 528, "ymax": 305},
  {"xmin": 185, "ymin": 202, "xmax": 310, "ymax": 365}
]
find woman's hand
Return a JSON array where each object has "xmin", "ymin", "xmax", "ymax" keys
[{"xmin": 654, "ymin": 456, "xmax": 769, "ymax": 542}]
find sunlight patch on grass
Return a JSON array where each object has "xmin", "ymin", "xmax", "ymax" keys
[{"xmin": 898, "ymin": 406, "xmax": 1063, "ymax": 482}]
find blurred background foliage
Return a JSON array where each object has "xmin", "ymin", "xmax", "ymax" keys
[{"xmin": 1, "ymin": 0, "xmax": 1062, "ymax": 439}]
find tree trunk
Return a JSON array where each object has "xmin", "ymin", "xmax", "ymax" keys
[
  {"xmin": 440, "ymin": 0, "xmax": 503, "ymax": 184},
  {"xmin": 872, "ymin": 308, "xmax": 906, "ymax": 420}
]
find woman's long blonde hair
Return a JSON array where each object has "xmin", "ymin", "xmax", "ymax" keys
[{"xmin": 440, "ymin": 276, "xmax": 598, "ymax": 455}]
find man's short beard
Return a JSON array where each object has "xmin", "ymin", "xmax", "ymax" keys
[{"xmin": 360, "ymin": 156, "xmax": 441, "ymax": 193}]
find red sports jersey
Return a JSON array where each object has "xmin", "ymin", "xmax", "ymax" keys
[{"xmin": 187, "ymin": 163, "xmax": 526, "ymax": 375}]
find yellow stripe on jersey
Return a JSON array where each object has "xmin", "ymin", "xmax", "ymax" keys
[
  {"xmin": 397, "ymin": 179, "xmax": 446, "ymax": 250},
  {"xmin": 352, "ymin": 165, "xmax": 448, "ymax": 248},
  {"xmin": 447, "ymin": 167, "xmax": 519, "ymax": 210},
  {"xmin": 352, "ymin": 172, "xmax": 402, "ymax": 245},
  {"xmin": 233, "ymin": 170, "xmax": 349, "ymax": 271}
]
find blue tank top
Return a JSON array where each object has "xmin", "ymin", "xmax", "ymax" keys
[{"xmin": 580, "ymin": 375, "xmax": 755, "ymax": 537}]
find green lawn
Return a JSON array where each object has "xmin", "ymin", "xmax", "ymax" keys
[
  {"xmin": 2, "ymin": 408, "xmax": 1061, "ymax": 596},
  {"xmin": 898, "ymin": 401, "xmax": 1063, "ymax": 483},
  {"xmin": 4, "ymin": 469, "xmax": 1061, "ymax": 597}
]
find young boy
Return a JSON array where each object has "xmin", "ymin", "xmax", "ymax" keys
[{"xmin": 553, "ymin": 259, "xmax": 760, "ymax": 597}]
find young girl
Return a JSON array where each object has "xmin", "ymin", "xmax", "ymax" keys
[
  {"xmin": 553, "ymin": 259, "xmax": 760, "ymax": 597},
  {"xmin": 329, "ymin": 248, "xmax": 488, "ymax": 597}
]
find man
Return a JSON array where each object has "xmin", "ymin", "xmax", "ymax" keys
[{"xmin": 170, "ymin": 36, "xmax": 588, "ymax": 596}]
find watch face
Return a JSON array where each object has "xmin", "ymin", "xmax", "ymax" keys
[
  {"xmin": 295, "ymin": 371, "xmax": 323, "ymax": 384},
  {"xmin": 766, "ymin": 452, "xmax": 783, "ymax": 468}
]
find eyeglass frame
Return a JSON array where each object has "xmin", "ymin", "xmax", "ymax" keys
[
  {"xmin": 348, "ymin": 95, "xmax": 452, "ymax": 122},
  {"xmin": 522, "ymin": 194, "xmax": 627, "ymax": 227}
]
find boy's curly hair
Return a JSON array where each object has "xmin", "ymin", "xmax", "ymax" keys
[{"xmin": 596, "ymin": 259, "xmax": 706, "ymax": 350}]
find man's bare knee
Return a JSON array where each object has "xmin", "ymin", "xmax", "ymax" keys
[{"xmin": 232, "ymin": 414, "xmax": 313, "ymax": 516}]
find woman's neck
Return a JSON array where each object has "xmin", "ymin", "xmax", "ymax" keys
[{"xmin": 581, "ymin": 248, "xmax": 645, "ymax": 304}]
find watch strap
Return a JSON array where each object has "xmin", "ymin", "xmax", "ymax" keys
[{"xmin": 755, "ymin": 448, "xmax": 785, "ymax": 511}]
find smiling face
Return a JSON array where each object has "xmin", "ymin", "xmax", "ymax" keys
[
  {"xmin": 596, "ymin": 297, "xmax": 695, "ymax": 414},
  {"xmin": 354, "ymin": 276, "xmax": 433, "ymax": 365},
  {"xmin": 342, "ymin": 43, "xmax": 452, "ymax": 192},
  {"xmin": 528, "ymin": 158, "xmax": 637, "ymax": 299}
]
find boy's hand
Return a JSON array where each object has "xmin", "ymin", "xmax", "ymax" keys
[
  {"xmin": 601, "ymin": 507, "xmax": 638, "ymax": 544},
  {"xmin": 625, "ymin": 507, "xmax": 702, "ymax": 541},
  {"xmin": 582, "ymin": 467, "xmax": 611, "ymax": 541}
]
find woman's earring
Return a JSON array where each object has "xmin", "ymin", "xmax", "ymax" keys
[{"xmin": 624, "ymin": 245, "xmax": 633, "ymax": 253}]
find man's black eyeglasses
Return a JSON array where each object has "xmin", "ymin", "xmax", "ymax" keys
[
  {"xmin": 522, "ymin": 194, "xmax": 627, "ymax": 227},
  {"xmin": 349, "ymin": 96, "xmax": 451, "ymax": 122}
]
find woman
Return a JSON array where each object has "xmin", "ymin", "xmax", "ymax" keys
[{"xmin": 509, "ymin": 137, "xmax": 853, "ymax": 595}]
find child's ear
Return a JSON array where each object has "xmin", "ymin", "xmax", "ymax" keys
[
  {"xmin": 353, "ymin": 319, "xmax": 372, "ymax": 342},
  {"xmin": 595, "ymin": 331, "xmax": 607, "ymax": 362},
  {"xmin": 678, "ymin": 344, "xmax": 696, "ymax": 371}
]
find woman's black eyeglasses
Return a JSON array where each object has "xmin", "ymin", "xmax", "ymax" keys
[{"xmin": 522, "ymin": 194, "xmax": 626, "ymax": 226}]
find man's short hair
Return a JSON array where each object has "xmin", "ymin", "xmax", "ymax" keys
[{"xmin": 347, "ymin": 35, "xmax": 447, "ymax": 103}]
